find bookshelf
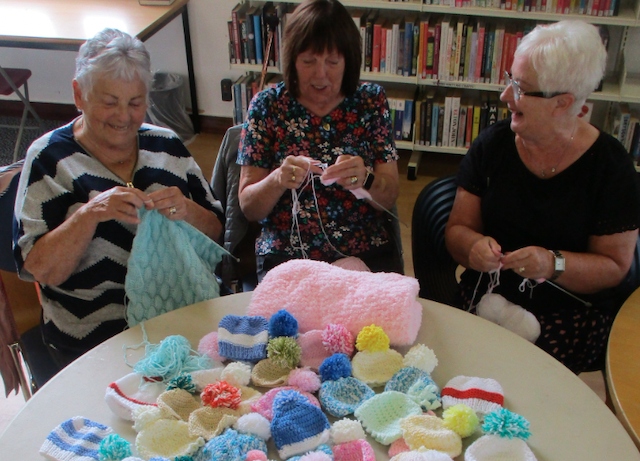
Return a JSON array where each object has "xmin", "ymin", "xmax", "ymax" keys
[{"xmin": 227, "ymin": 0, "xmax": 640, "ymax": 178}]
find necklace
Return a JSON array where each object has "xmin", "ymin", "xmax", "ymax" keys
[{"xmin": 520, "ymin": 122, "xmax": 577, "ymax": 178}]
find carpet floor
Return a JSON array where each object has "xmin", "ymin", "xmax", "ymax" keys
[{"xmin": 0, "ymin": 117, "xmax": 63, "ymax": 167}]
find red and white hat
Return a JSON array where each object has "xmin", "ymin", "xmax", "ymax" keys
[{"xmin": 441, "ymin": 376, "xmax": 504, "ymax": 415}]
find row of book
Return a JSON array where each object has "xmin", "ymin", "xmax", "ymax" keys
[
  {"xmin": 232, "ymin": 72, "xmax": 281, "ymax": 125},
  {"xmin": 421, "ymin": 0, "xmax": 621, "ymax": 16}
]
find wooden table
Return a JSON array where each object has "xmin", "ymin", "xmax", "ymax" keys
[
  {"xmin": 0, "ymin": 0, "xmax": 200, "ymax": 131},
  {"xmin": 1, "ymin": 292, "xmax": 639, "ymax": 460},
  {"xmin": 607, "ymin": 286, "xmax": 640, "ymax": 450}
]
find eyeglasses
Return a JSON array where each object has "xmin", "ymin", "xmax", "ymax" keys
[{"xmin": 503, "ymin": 71, "xmax": 565, "ymax": 101}]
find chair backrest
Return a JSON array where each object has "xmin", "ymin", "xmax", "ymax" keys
[
  {"xmin": 411, "ymin": 175, "xmax": 459, "ymax": 305},
  {"xmin": 0, "ymin": 160, "xmax": 23, "ymax": 272}
]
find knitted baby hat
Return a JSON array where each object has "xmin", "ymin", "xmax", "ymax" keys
[
  {"xmin": 318, "ymin": 353, "xmax": 375, "ymax": 417},
  {"xmin": 271, "ymin": 389, "xmax": 331, "ymax": 459},
  {"xmin": 331, "ymin": 418, "xmax": 376, "ymax": 461},
  {"xmin": 351, "ymin": 325, "xmax": 404, "ymax": 387},
  {"xmin": 354, "ymin": 390, "xmax": 423, "ymax": 445},
  {"xmin": 465, "ymin": 435, "xmax": 538, "ymax": 461},
  {"xmin": 400, "ymin": 414, "xmax": 462, "ymax": 458},
  {"xmin": 195, "ymin": 426, "xmax": 268, "ymax": 461},
  {"xmin": 104, "ymin": 373, "xmax": 165, "ymax": 421},
  {"xmin": 40, "ymin": 417, "xmax": 113, "ymax": 461},
  {"xmin": 251, "ymin": 386, "xmax": 321, "ymax": 421},
  {"xmin": 385, "ymin": 344, "xmax": 440, "ymax": 410},
  {"xmin": 135, "ymin": 418, "xmax": 204, "ymax": 459},
  {"xmin": 441, "ymin": 376, "xmax": 504, "ymax": 415},
  {"xmin": 299, "ymin": 324, "xmax": 355, "ymax": 370},
  {"xmin": 218, "ymin": 315, "xmax": 269, "ymax": 362},
  {"xmin": 390, "ymin": 448, "xmax": 455, "ymax": 461}
]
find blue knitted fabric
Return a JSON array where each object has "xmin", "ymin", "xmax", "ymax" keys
[
  {"xmin": 319, "ymin": 376, "xmax": 375, "ymax": 417},
  {"xmin": 218, "ymin": 315, "xmax": 269, "ymax": 362},
  {"xmin": 193, "ymin": 428, "xmax": 267, "ymax": 461},
  {"xmin": 125, "ymin": 208, "xmax": 227, "ymax": 327},
  {"xmin": 39, "ymin": 417, "xmax": 113, "ymax": 461},
  {"xmin": 385, "ymin": 367, "xmax": 441, "ymax": 410},
  {"xmin": 271, "ymin": 390, "xmax": 331, "ymax": 459}
]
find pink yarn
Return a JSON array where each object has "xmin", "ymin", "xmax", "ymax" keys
[
  {"xmin": 331, "ymin": 256, "xmax": 371, "ymax": 272},
  {"xmin": 298, "ymin": 330, "xmax": 331, "ymax": 370},
  {"xmin": 288, "ymin": 368, "xmax": 321, "ymax": 393},
  {"xmin": 333, "ymin": 439, "xmax": 376, "ymax": 461},
  {"xmin": 322, "ymin": 324, "xmax": 354, "ymax": 356},
  {"xmin": 245, "ymin": 450, "xmax": 267, "ymax": 461},
  {"xmin": 197, "ymin": 331, "xmax": 225, "ymax": 363},
  {"xmin": 388, "ymin": 438, "xmax": 411, "ymax": 457},
  {"xmin": 248, "ymin": 260, "xmax": 422, "ymax": 346}
]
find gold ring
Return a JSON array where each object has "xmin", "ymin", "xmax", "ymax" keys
[
  {"xmin": 291, "ymin": 175, "xmax": 296, "ymax": 182},
  {"xmin": 169, "ymin": 206, "xmax": 177, "ymax": 215},
  {"xmin": 350, "ymin": 176, "xmax": 358, "ymax": 185},
  {"xmin": 519, "ymin": 266, "xmax": 525, "ymax": 273}
]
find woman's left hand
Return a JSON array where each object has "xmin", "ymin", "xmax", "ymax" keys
[
  {"xmin": 321, "ymin": 155, "xmax": 368, "ymax": 190},
  {"xmin": 501, "ymin": 246, "xmax": 553, "ymax": 280},
  {"xmin": 148, "ymin": 186, "xmax": 188, "ymax": 220}
]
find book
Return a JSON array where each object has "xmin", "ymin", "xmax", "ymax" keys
[
  {"xmin": 448, "ymin": 91, "xmax": 462, "ymax": 147},
  {"xmin": 423, "ymin": 89, "xmax": 436, "ymax": 146},
  {"xmin": 415, "ymin": 99, "xmax": 423, "ymax": 145},
  {"xmin": 403, "ymin": 17, "xmax": 415, "ymax": 76},
  {"xmin": 474, "ymin": 20, "xmax": 486, "ymax": 83},
  {"xmin": 250, "ymin": 5, "xmax": 264, "ymax": 65},
  {"xmin": 438, "ymin": 15, "xmax": 451, "ymax": 81},
  {"xmin": 372, "ymin": 15, "xmax": 384, "ymax": 73},
  {"xmin": 442, "ymin": 95, "xmax": 453, "ymax": 147},
  {"xmin": 240, "ymin": 17, "xmax": 252, "ymax": 65},
  {"xmin": 227, "ymin": 21, "xmax": 236, "ymax": 64},
  {"xmin": 487, "ymin": 96, "xmax": 499, "ymax": 127},
  {"xmin": 431, "ymin": 95, "xmax": 443, "ymax": 147},
  {"xmin": 402, "ymin": 96, "xmax": 415, "ymax": 141},
  {"xmin": 490, "ymin": 22, "xmax": 505, "ymax": 84},
  {"xmin": 364, "ymin": 11, "xmax": 377, "ymax": 72},
  {"xmin": 457, "ymin": 103, "xmax": 468, "ymax": 147},
  {"xmin": 231, "ymin": 3, "xmax": 248, "ymax": 65},
  {"xmin": 465, "ymin": 100, "xmax": 474, "ymax": 148},
  {"xmin": 482, "ymin": 24, "xmax": 495, "ymax": 84},
  {"xmin": 472, "ymin": 102, "xmax": 482, "ymax": 142}
]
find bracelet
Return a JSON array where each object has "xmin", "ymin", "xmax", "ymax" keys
[{"xmin": 363, "ymin": 170, "xmax": 375, "ymax": 190}]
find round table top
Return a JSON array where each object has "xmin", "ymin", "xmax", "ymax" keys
[
  {"xmin": 2, "ymin": 292, "xmax": 639, "ymax": 460},
  {"xmin": 607, "ymin": 286, "xmax": 640, "ymax": 450}
]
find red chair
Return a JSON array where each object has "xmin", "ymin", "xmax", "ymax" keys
[{"xmin": 0, "ymin": 66, "xmax": 43, "ymax": 163}]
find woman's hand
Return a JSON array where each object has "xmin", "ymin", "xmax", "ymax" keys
[
  {"xmin": 501, "ymin": 246, "xmax": 553, "ymax": 280},
  {"xmin": 148, "ymin": 186, "xmax": 189, "ymax": 220},
  {"xmin": 84, "ymin": 186, "xmax": 153, "ymax": 225},
  {"xmin": 321, "ymin": 155, "xmax": 368, "ymax": 190},
  {"xmin": 278, "ymin": 155, "xmax": 324, "ymax": 189},
  {"xmin": 469, "ymin": 236, "xmax": 503, "ymax": 273}
]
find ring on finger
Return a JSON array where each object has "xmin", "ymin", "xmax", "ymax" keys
[
  {"xmin": 350, "ymin": 176, "xmax": 358, "ymax": 185},
  {"xmin": 518, "ymin": 266, "xmax": 525, "ymax": 273},
  {"xmin": 169, "ymin": 206, "xmax": 177, "ymax": 215},
  {"xmin": 291, "ymin": 175, "xmax": 296, "ymax": 182}
]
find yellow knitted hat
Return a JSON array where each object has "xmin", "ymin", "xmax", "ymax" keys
[
  {"xmin": 400, "ymin": 414, "xmax": 462, "ymax": 458},
  {"xmin": 136, "ymin": 418, "xmax": 204, "ymax": 459}
]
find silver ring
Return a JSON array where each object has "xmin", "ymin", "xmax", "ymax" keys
[
  {"xmin": 519, "ymin": 266, "xmax": 525, "ymax": 273},
  {"xmin": 169, "ymin": 206, "xmax": 177, "ymax": 215},
  {"xmin": 350, "ymin": 176, "xmax": 358, "ymax": 185}
]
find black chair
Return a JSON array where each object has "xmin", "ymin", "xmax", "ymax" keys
[
  {"xmin": 411, "ymin": 174, "xmax": 459, "ymax": 305},
  {"xmin": 0, "ymin": 161, "xmax": 59, "ymax": 399}
]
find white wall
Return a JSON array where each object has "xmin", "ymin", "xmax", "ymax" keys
[{"xmin": 0, "ymin": 0, "xmax": 243, "ymax": 119}]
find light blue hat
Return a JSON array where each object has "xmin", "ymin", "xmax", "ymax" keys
[
  {"xmin": 193, "ymin": 428, "xmax": 267, "ymax": 461},
  {"xmin": 318, "ymin": 353, "xmax": 375, "ymax": 417},
  {"xmin": 385, "ymin": 367, "xmax": 441, "ymax": 410}
]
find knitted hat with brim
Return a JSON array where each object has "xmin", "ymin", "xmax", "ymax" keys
[
  {"xmin": 104, "ymin": 373, "xmax": 165, "ymax": 421},
  {"xmin": 218, "ymin": 315, "xmax": 269, "ymax": 362},
  {"xmin": 400, "ymin": 414, "xmax": 462, "ymax": 458},
  {"xmin": 354, "ymin": 391, "xmax": 423, "ymax": 445},
  {"xmin": 385, "ymin": 367, "xmax": 441, "ymax": 411},
  {"xmin": 441, "ymin": 376, "xmax": 504, "ymax": 415},
  {"xmin": 465, "ymin": 434, "xmax": 538, "ymax": 461},
  {"xmin": 251, "ymin": 357, "xmax": 292, "ymax": 387},
  {"xmin": 331, "ymin": 418, "xmax": 375, "ymax": 461},
  {"xmin": 39, "ymin": 417, "xmax": 113, "ymax": 461},
  {"xmin": 390, "ymin": 448, "xmax": 455, "ymax": 461},
  {"xmin": 271, "ymin": 390, "xmax": 331, "ymax": 459},
  {"xmin": 135, "ymin": 419, "xmax": 204, "ymax": 459},
  {"xmin": 319, "ymin": 377, "xmax": 375, "ymax": 417},
  {"xmin": 197, "ymin": 428, "xmax": 268, "ymax": 461},
  {"xmin": 251, "ymin": 386, "xmax": 321, "ymax": 421}
]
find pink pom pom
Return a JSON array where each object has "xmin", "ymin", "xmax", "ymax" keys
[
  {"xmin": 288, "ymin": 368, "xmax": 321, "ymax": 393},
  {"xmin": 198, "ymin": 331, "xmax": 225, "ymax": 362},
  {"xmin": 388, "ymin": 438, "xmax": 410, "ymax": 457},
  {"xmin": 245, "ymin": 450, "xmax": 267, "ymax": 461},
  {"xmin": 201, "ymin": 380, "xmax": 242, "ymax": 409},
  {"xmin": 322, "ymin": 324, "xmax": 354, "ymax": 356}
]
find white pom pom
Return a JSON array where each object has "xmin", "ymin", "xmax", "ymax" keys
[
  {"xmin": 190, "ymin": 368, "xmax": 224, "ymax": 391},
  {"xmin": 331, "ymin": 418, "xmax": 366, "ymax": 444},
  {"xmin": 403, "ymin": 344, "xmax": 438, "ymax": 373},
  {"xmin": 477, "ymin": 293, "xmax": 541, "ymax": 343},
  {"xmin": 221, "ymin": 361, "xmax": 253, "ymax": 387},
  {"xmin": 234, "ymin": 412, "xmax": 271, "ymax": 440}
]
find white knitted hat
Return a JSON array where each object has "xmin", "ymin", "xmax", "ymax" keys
[
  {"xmin": 104, "ymin": 372, "xmax": 165, "ymax": 421},
  {"xmin": 465, "ymin": 434, "xmax": 538, "ymax": 461},
  {"xmin": 441, "ymin": 376, "xmax": 504, "ymax": 415}
]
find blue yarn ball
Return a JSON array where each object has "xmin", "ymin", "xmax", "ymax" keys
[
  {"xmin": 268, "ymin": 309, "xmax": 298, "ymax": 337},
  {"xmin": 98, "ymin": 433, "xmax": 131, "ymax": 461},
  {"xmin": 319, "ymin": 353, "xmax": 352, "ymax": 381}
]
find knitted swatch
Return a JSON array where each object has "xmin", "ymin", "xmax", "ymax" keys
[{"xmin": 125, "ymin": 208, "xmax": 227, "ymax": 327}]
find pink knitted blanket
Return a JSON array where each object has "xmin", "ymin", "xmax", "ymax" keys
[{"xmin": 247, "ymin": 260, "xmax": 422, "ymax": 346}]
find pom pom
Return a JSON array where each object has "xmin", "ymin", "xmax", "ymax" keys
[
  {"xmin": 299, "ymin": 452, "xmax": 332, "ymax": 461},
  {"xmin": 201, "ymin": 380, "xmax": 242, "ymax": 409},
  {"xmin": 98, "ymin": 433, "xmax": 132, "ymax": 461},
  {"xmin": 269, "ymin": 309, "xmax": 298, "ymax": 337},
  {"xmin": 403, "ymin": 344, "xmax": 438, "ymax": 374},
  {"xmin": 245, "ymin": 450, "xmax": 268, "ymax": 461},
  {"xmin": 166, "ymin": 374, "xmax": 197, "ymax": 393},
  {"xmin": 355, "ymin": 325, "xmax": 389, "ymax": 352},
  {"xmin": 197, "ymin": 331, "xmax": 225, "ymax": 363},
  {"xmin": 331, "ymin": 418, "xmax": 366, "ymax": 444},
  {"xmin": 322, "ymin": 324, "xmax": 354, "ymax": 356},
  {"xmin": 319, "ymin": 353, "xmax": 352, "ymax": 381},
  {"xmin": 221, "ymin": 361, "xmax": 252, "ymax": 387},
  {"xmin": 267, "ymin": 336, "xmax": 301, "ymax": 369},
  {"xmin": 234, "ymin": 413, "xmax": 272, "ymax": 440},
  {"xmin": 388, "ymin": 438, "xmax": 410, "ymax": 458},
  {"xmin": 442, "ymin": 404, "xmax": 479, "ymax": 438},
  {"xmin": 288, "ymin": 368, "xmax": 321, "ymax": 393},
  {"xmin": 482, "ymin": 408, "xmax": 531, "ymax": 440}
]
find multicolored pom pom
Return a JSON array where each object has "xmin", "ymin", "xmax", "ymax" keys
[
  {"xmin": 322, "ymin": 324, "xmax": 354, "ymax": 356},
  {"xmin": 201, "ymin": 380, "xmax": 242, "ymax": 409},
  {"xmin": 98, "ymin": 433, "xmax": 131, "ymax": 461},
  {"xmin": 267, "ymin": 336, "xmax": 301, "ymax": 369},
  {"xmin": 355, "ymin": 325, "xmax": 389, "ymax": 352},
  {"xmin": 166, "ymin": 374, "xmax": 197, "ymax": 393},
  {"xmin": 442, "ymin": 403, "xmax": 479, "ymax": 438},
  {"xmin": 482, "ymin": 408, "xmax": 531, "ymax": 440}
]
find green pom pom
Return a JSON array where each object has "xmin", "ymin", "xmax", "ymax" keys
[
  {"xmin": 166, "ymin": 373, "xmax": 197, "ymax": 393},
  {"xmin": 267, "ymin": 336, "xmax": 301, "ymax": 369},
  {"xmin": 482, "ymin": 408, "xmax": 531, "ymax": 440},
  {"xmin": 98, "ymin": 433, "xmax": 131, "ymax": 461},
  {"xmin": 442, "ymin": 403, "xmax": 479, "ymax": 438}
]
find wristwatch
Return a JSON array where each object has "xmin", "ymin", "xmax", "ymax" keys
[
  {"xmin": 363, "ymin": 170, "xmax": 375, "ymax": 190},
  {"xmin": 549, "ymin": 250, "xmax": 565, "ymax": 281}
]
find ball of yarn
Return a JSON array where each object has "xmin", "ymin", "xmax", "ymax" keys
[
  {"xmin": 268, "ymin": 309, "xmax": 299, "ymax": 337},
  {"xmin": 319, "ymin": 353, "xmax": 352, "ymax": 381},
  {"xmin": 442, "ymin": 404, "xmax": 479, "ymax": 438},
  {"xmin": 201, "ymin": 381, "xmax": 242, "ymax": 409},
  {"xmin": 245, "ymin": 450, "xmax": 268, "ymax": 461},
  {"xmin": 166, "ymin": 374, "xmax": 197, "ymax": 394},
  {"xmin": 482, "ymin": 408, "xmax": 531, "ymax": 440},
  {"xmin": 98, "ymin": 433, "xmax": 132, "ymax": 461},
  {"xmin": 288, "ymin": 367, "xmax": 322, "ymax": 393},
  {"xmin": 355, "ymin": 325, "xmax": 389, "ymax": 352},
  {"xmin": 221, "ymin": 361, "xmax": 252, "ymax": 387},
  {"xmin": 134, "ymin": 335, "xmax": 211, "ymax": 382},
  {"xmin": 267, "ymin": 336, "xmax": 301, "ymax": 369},
  {"xmin": 403, "ymin": 344, "xmax": 438, "ymax": 374},
  {"xmin": 322, "ymin": 324, "xmax": 354, "ymax": 356}
]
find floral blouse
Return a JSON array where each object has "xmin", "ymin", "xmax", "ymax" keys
[{"xmin": 237, "ymin": 81, "xmax": 399, "ymax": 261}]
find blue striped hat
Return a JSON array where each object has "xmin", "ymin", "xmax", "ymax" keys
[
  {"xmin": 218, "ymin": 315, "xmax": 269, "ymax": 362},
  {"xmin": 39, "ymin": 417, "xmax": 113, "ymax": 461}
]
